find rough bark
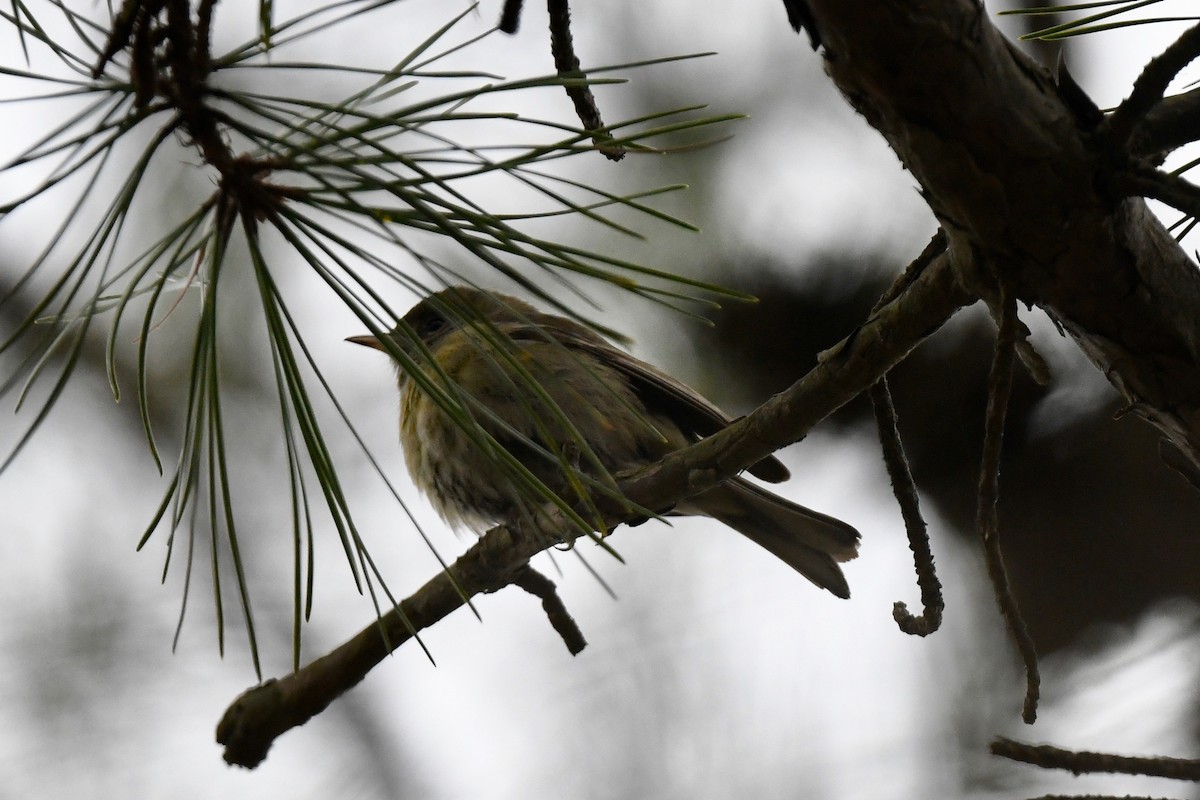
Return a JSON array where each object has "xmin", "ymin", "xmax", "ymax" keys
[{"xmin": 807, "ymin": 0, "xmax": 1200, "ymax": 476}]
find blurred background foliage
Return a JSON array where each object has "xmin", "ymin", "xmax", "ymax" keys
[{"xmin": 0, "ymin": 1, "xmax": 1198, "ymax": 799}]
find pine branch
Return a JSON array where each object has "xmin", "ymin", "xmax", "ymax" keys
[{"xmin": 217, "ymin": 246, "xmax": 973, "ymax": 768}]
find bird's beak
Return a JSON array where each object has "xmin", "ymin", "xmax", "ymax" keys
[{"xmin": 346, "ymin": 334, "xmax": 385, "ymax": 351}]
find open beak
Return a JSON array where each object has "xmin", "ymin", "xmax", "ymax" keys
[{"xmin": 346, "ymin": 334, "xmax": 385, "ymax": 351}]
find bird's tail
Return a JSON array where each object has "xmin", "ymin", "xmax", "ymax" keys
[{"xmin": 685, "ymin": 477, "xmax": 860, "ymax": 598}]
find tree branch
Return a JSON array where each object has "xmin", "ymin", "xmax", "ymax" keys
[
  {"xmin": 992, "ymin": 737, "xmax": 1200, "ymax": 782},
  {"xmin": 807, "ymin": 0, "xmax": 1200, "ymax": 478},
  {"xmin": 870, "ymin": 232, "xmax": 948, "ymax": 637},
  {"xmin": 1023, "ymin": 795, "xmax": 1175, "ymax": 800},
  {"xmin": 508, "ymin": 565, "xmax": 587, "ymax": 655},
  {"xmin": 977, "ymin": 290, "xmax": 1039, "ymax": 723},
  {"xmin": 1132, "ymin": 85, "xmax": 1200, "ymax": 160},
  {"xmin": 873, "ymin": 377, "xmax": 943, "ymax": 637},
  {"xmin": 1106, "ymin": 21, "xmax": 1200, "ymax": 147},
  {"xmin": 547, "ymin": 0, "xmax": 624, "ymax": 160},
  {"xmin": 217, "ymin": 247, "xmax": 973, "ymax": 768},
  {"xmin": 1118, "ymin": 162, "xmax": 1200, "ymax": 221}
]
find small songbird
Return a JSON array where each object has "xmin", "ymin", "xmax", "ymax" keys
[{"xmin": 349, "ymin": 285, "xmax": 859, "ymax": 597}]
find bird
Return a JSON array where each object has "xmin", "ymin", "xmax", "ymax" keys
[{"xmin": 348, "ymin": 285, "xmax": 859, "ymax": 597}]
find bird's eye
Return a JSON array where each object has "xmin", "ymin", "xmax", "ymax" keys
[{"xmin": 422, "ymin": 315, "xmax": 446, "ymax": 336}]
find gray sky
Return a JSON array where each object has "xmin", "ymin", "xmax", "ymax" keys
[{"xmin": 0, "ymin": 1, "xmax": 1197, "ymax": 798}]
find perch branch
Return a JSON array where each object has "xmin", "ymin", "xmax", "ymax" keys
[{"xmin": 216, "ymin": 247, "xmax": 974, "ymax": 769}]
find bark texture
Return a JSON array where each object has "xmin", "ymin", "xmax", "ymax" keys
[{"xmin": 808, "ymin": 0, "xmax": 1200, "ymax": 475}]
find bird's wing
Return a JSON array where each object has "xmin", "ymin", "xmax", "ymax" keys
[{"xmin": 501, "ymin": 314, "xmax": 791, "ymax": 484}]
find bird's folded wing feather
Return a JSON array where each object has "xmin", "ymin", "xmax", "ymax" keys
[{"xmin": 501, "ymin": 314, "xmax": 791, "ymax": 484}]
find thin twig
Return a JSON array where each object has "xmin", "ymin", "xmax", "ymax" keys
[
  {"xmin": 874, "ymin": 230, "xmax": 946, "ymax": 309},
  {"xmin": 196, "ymin": 0, "xmax": 217, "ymax": 77},
  {"xmin": 94, "ymin": 0, "xmax": 167, "ymax": 78},
  {"xmin": 1119, "ymin": 162, "xmax": 1200, "ymax": 221},
  {"xmin": 985, "ymin": 302, "xmax": 1050, "ymax": 387},
  {"xmin": 978, "ymin": 288, "xmax": 1040, "ymax": 723},
  {"xmin": 498, "ymin": 0, "xmax": 525, "ymax": 33},
  {"xmin": 1024, "ymin": 795, "xmax": 1176, "ymax": 800},
  {"xmin": 547, "ymin": 0, "xmax": 624, "ymax": 161},
  {"xmin": 1014, "ymin": 334, "xmax": 1051, "ymax": 387},
  {"xmin": 871, "ymin": 377, "xmax": 943, "ymax": 636},
  {"xmin": 868, "ymin": 231, "xmax": 946, "ymax": 635},
  {"xmin": 1131, "ymin": 84, "xmax": 1200, "ymax": 160},
  {"xmin": 975, "ymin": 261, "xmax": 1050, "ymax": 387},
  {"xmin": 509, "ymin": 565, "xmax": 587, "ymax": 654},
  {"xmin": 992, "ymin": 737, "xmax": 1200, "ymax": 782},
  {"xmin": 130, "ymin": 5, "xmax": 156, "ymax": 108}
]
